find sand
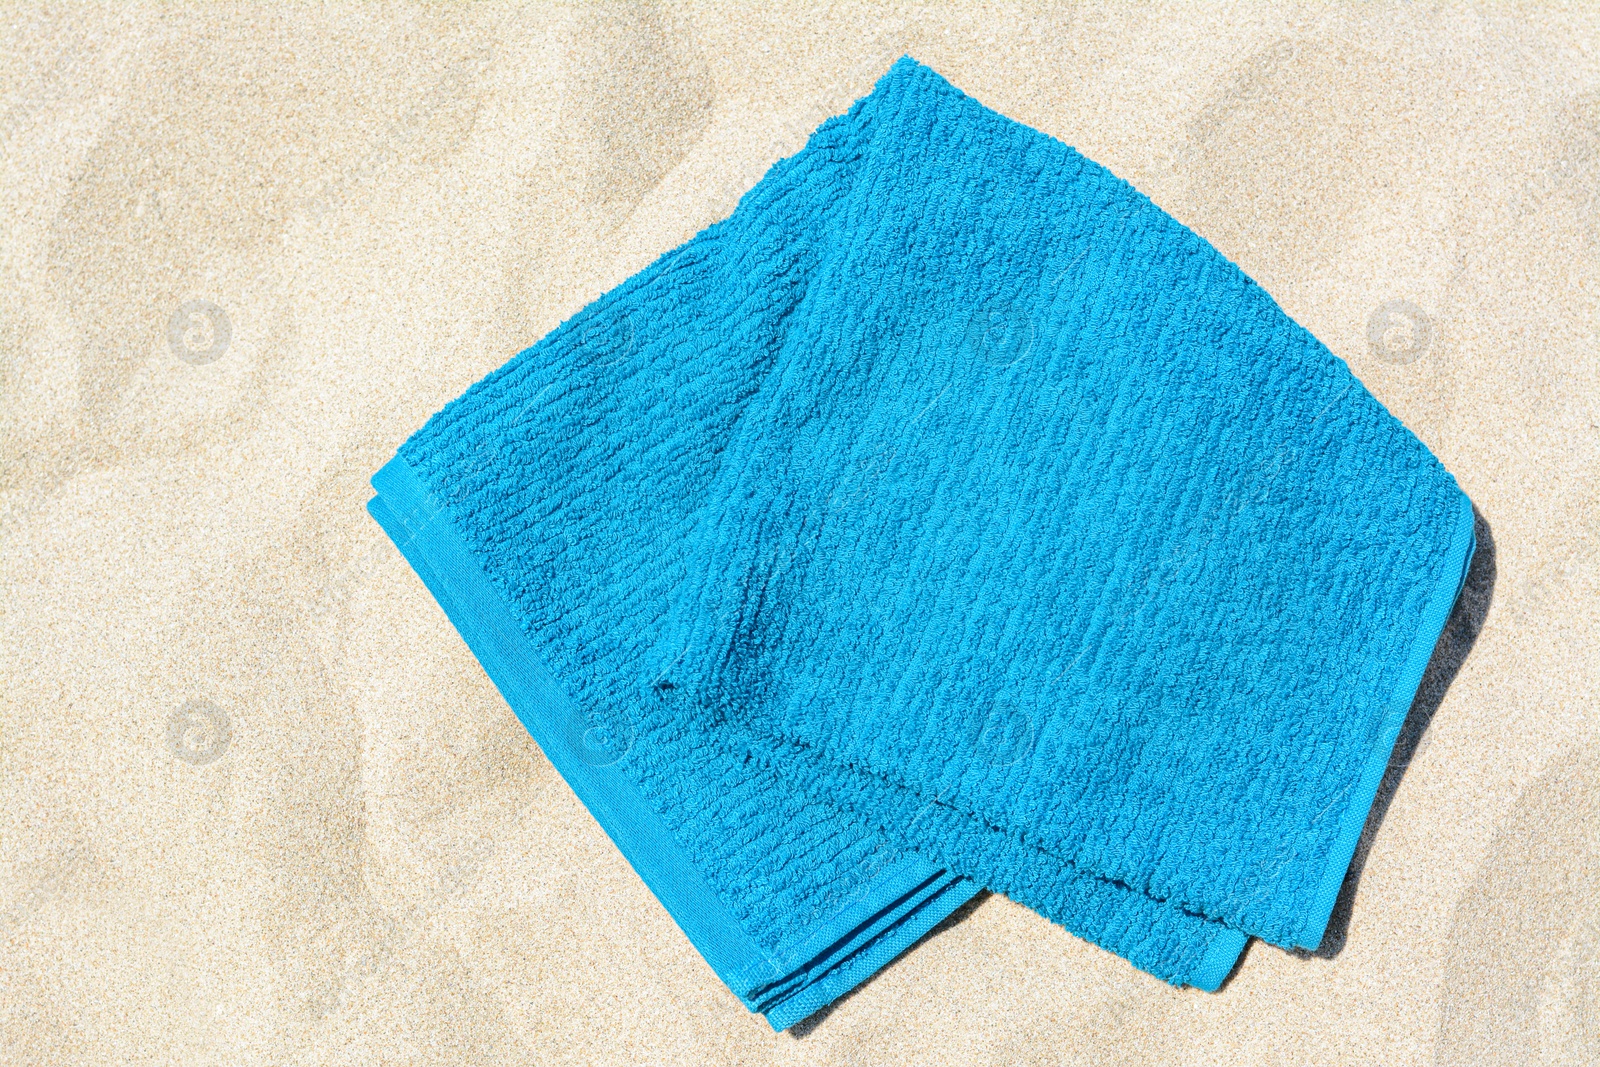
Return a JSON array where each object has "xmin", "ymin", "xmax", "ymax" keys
[{"xmin": 1, "ymin": 3, "xmax": 1596, "ymax": 1064}]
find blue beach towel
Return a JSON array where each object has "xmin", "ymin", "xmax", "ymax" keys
[{"xmin": 369, "ymin": 57, "xmax": 1474, "ymax": 1027}]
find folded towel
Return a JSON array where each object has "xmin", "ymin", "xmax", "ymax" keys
[
  {"xmin": 370, "ymin": 460, "xmax": 980, "ymax": 1029},
  {"xmin": 369, "ymin": 56, "xmax": 1474, "ymax": 1027}
]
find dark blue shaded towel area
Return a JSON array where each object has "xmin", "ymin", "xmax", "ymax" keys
[{"xmin": 369, "ymin": 57, "xmax": 1474, "ymax": 1027}]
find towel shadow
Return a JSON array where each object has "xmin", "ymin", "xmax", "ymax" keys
[
  {"xmin": 1293, "ymin": 504, "xmax": 1497, "ymax": 961},
  {"xmin": 787, "ymin": 889, "xmax": 993, "ymax": 1037}
]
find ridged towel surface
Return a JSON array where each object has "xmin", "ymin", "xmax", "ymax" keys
[{"xmin": 368, "ymin": 56, "xmax": 1475, "ymax": 1027}]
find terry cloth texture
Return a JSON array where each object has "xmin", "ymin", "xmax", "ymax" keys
[{"xmin": 368, "ymin": 56, "xmax": 1475, "ymax": 1026}]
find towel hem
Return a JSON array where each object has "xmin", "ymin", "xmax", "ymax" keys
[
  {"xmin": 1189, "ymin": 927, "xmax": 1250, "ymax": 991},
  {"xmin": 762, "ymin": 873, "xmax": 981, "ymax": 1030},
  {"xmin": 1298, "ymin": 490, "xmax": 1477, "ymax": 949}
]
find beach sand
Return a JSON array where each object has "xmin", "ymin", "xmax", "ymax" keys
[{"xmin": 2, "ymin": 3, "xmax": 1596, "ymax": 1064}]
